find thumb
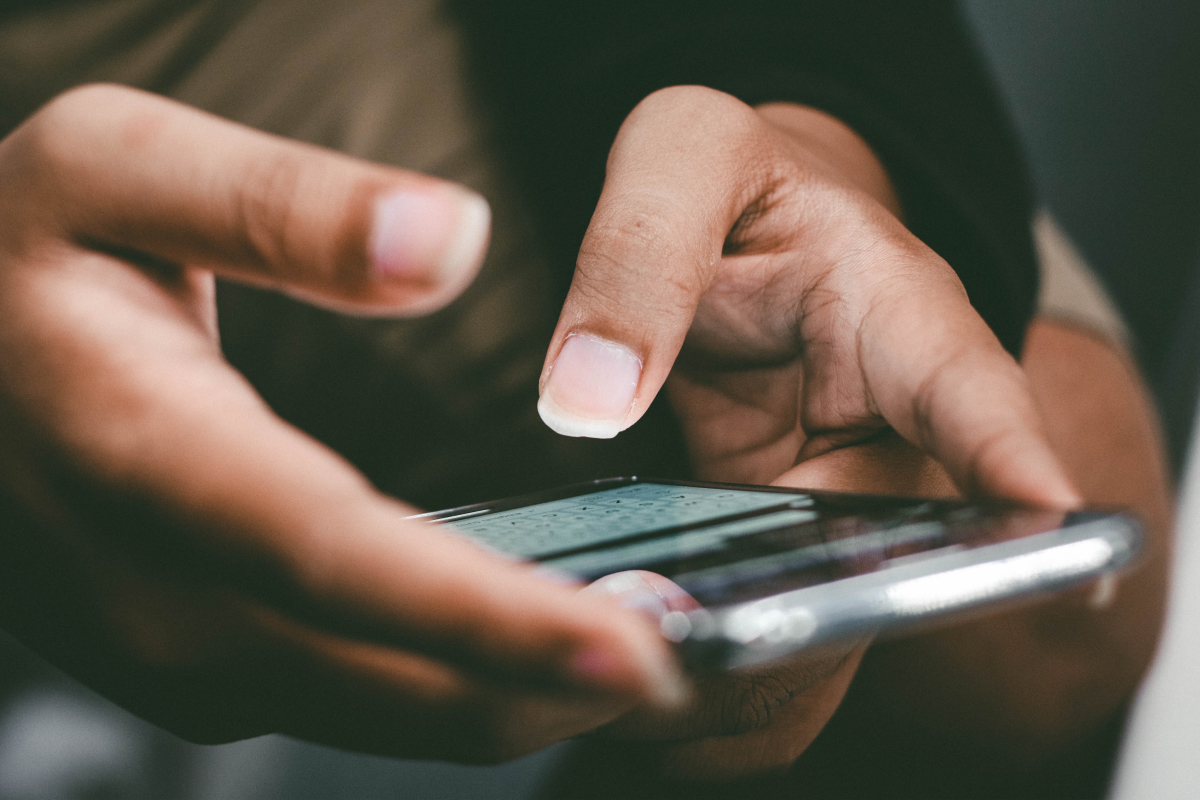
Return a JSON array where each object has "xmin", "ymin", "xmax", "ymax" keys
[{"xmin": 537, "ymin": 87, "xmax": 769, "ymax": 437}]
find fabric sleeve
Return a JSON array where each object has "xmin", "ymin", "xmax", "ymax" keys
[{"xmin": 451, "ymin": 0, "xmax": 1039, "ymax": 355}]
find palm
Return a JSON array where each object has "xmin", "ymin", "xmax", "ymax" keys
[{"xmin": 664, "ymin": 228, "xmax": 884, "ymax": 486}]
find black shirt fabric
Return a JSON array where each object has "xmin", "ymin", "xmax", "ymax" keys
[{"xmin": 452, "ymin": 0, "xmax": 1039, "ymax": 358}]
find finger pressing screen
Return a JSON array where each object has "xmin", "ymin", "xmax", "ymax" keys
[
  {"xmin": 851, "ymin": 279, "xmax": 1082, "ymax": 507},
  {"xmin": 538, "ymin": 87, "xmax": 774, "ymax": 439}
]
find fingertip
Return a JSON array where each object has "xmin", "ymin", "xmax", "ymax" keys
[
  {"xmin": 636, "ymin": 647, "xmax": 693, "ymax": 710},
  {"xmin": 370, "ymin": 185, "xmax": 490, "ymax": 289},
  {"xmin": 537, "ymin": 334, "xmax": 642, "ymax": 438},
  {"xmin": 1015, "ymin": 449, "xmax": 1084, "ymax": 510},
  {"xmin": 442, "ymin": 190, "xmax": 491, "ymax": 282},
  {"xmin": 565, "ymin": 592, "xmax": 690, "ymax": 711},
  {"xmin": 537, "ymin": 393, "xmax": 623, "ymax": 439},
  {"xmin": 970, "ymin": 438, "xmax": 1084, "ymax": 510},
  {"xmin": 1048, "ymin": 481, "xmax": 1086, "ymax": 510}
]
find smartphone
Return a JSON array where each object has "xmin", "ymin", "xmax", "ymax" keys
[{"xmin": 411, "ymin": 477, "xmax": 1141, "ymax": 670}]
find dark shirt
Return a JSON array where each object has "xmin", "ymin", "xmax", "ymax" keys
[
  {"xmin": 452, "ymin": 0, "xmax": 1039, "ymax": 358},
  {"xmin": 0, "ymin": 3, "xmax": 1080, "ymax": 798}
]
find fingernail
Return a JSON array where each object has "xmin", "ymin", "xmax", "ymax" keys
[
  {"xmin": 583, "ymin": 572, "xmax": 670, "ymax": 619},
  {"xmin": 538, "ymin": 334, "xmax": 641, "ymax": 438},
  {"xmin": 370, "ymin": 186, "xmax": 491, "ymax": 283},
  {"xmin": 570, "ymin": 644, "xmax": 690, "ymax": 710}
]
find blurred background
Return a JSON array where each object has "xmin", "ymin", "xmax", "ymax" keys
[
  {"xmin": 1, "ymin": 1, "xmax": 1198, "ymax": 798},
  {"xmin": 964, "ymin": 0, "xmax": 1200, "ymax": 472}
]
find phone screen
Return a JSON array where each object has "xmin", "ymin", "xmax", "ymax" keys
[{"xmin": 434, "ymin": 479, "xmax": 1070, "ymax": 607}]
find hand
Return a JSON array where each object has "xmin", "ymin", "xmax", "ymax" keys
[
  {"xmin": 0, "ymin": 84, "xmax": 686, "ymax": 762},
  {"xmin": 536, "ymin": 85, "xmax": 1079, "ymax": 506},
  {"xmin": 534, "ymin": 84, "xmax": 1078, "ymax": 779}
]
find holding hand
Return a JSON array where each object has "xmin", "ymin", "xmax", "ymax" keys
[
  {"xmin": 541, "ymin": 86, "xmax": 1082, "ymax": 780},
  {"xmin": 540, "ymin": 86, "xmax": 1078, "ymax": 506},
  {"xmin": 0, "ymin": 85, "xmax": 685, "ymax": 762}
]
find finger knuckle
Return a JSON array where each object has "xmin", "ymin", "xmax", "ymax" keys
[
  {"xmin": 8, "ymin": 85, "xmax": 137, "ymax": 196},
  {"xmin": 966, "ymin": 424, "xmax": 1030, "ymax": 493},
  {"xmin": 234, "ymin": 152, "xmax": 378, "ymax": 298},
  {"xmin": 910, "ymin": 359, "xmax": 956, "ymax": 454},
  {"xmin": 585, "ymin": 203, "xmax": 680, "ymax": 264},
  {"xmin": 578, "ymin": 204, "xmax": 704, "ymax": 312},
  {"xmin": 624, "ymin": 86, "xmax": 770, "ymax": 187},
  {"xmin": 637, "ymin": 84, "xmax": 728, "ymax": 112},
  {"xmin": 234, "ymin": 151, "xmax": 310, "ymax": 280},
  {"xmin": 25, "ymin": 84, "xmax": 114, "ymax": 146},
  {"xmin": 633, "ymin": 85, "xmax": 758, "ymax": 135},
  {"xmin": 44, "ymin": 82, "xmax": 139, "ymax": 113},
  {"xmin": 909, "ymin": 346, "xmax": 1022, "ymax": 457}
]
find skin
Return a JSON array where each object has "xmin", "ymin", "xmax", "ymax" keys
[
  {"xmin": 0, "ymin": 81, "xmax": 1167, "ymax": 779},
  {"xmin": 848, "ymin": 321, "xmax": 1171, "ymax": 763},
  {"xmin": 0, "ymin": 84, "xmax": 684, "ymax": 762},
  {"xmin": 564, "ymin": 331, "xmax": 1171, "ymax": 787},
  {"xmin": 542, "ymin": 87, "xmax": 1079, "ymax": 507},
  {"xmin": 543, "ymin": 88, "xmax": 1169, "ymax": 782}
]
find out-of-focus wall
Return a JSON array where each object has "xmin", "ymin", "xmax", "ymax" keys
[{"xmin": 963, "ymin": 0, "xmax": 1200, "ymax": 469}]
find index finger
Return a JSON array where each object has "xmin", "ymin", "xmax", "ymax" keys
[
  {"xmin": 851, "ymin": 275, "xmax": 1080, "ymax": 506},
  {"xmin": 4, "ymin": 84, "xmax": 489, "ymax": 315},
  {"xmin": 537, "ymin": 87, "xmax": 771, "ymax": 438}
]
